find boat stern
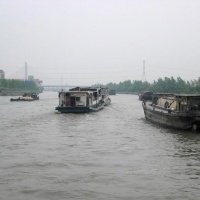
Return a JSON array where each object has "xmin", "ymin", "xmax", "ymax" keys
[{"xmin": 55, "ymin": 106, "xmax": 90, "ymax": 113}]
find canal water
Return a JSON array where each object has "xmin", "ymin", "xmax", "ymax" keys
[{"xmin": 0, "ymin": 92, "xmax": 200, "ymax": 200}]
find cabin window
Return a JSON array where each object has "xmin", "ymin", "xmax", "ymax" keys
[
  {"xmin": 75, "ymin": 96, "xmax": 85, "ymax": 106},
  {"xmin": 71, "ymin": 97, "xmax": 76, "ymax": 106},
  {"xmin": 189, "ymin": 97, "xmax": 200, "ymax": 110},
  {"xmin": 93, "ymin": 92, "xmax": 98, "ymax": 101},
  {"xmin": 76, "ymin": 97, "xmax": 80, "ymax": 101}
]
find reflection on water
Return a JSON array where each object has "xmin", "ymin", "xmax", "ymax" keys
[{"xmin": 0, "ymin": 92, "xmax": 200, "ymax": 200}]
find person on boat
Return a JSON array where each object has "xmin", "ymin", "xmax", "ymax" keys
[{"xmin": 61, "ymin": 100, "xmax": 66, "ymax": 107}]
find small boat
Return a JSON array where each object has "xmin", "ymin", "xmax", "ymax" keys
[
  {"xmin": 55, "ymin": 87, "xmax": 111, "ymax": 113},
  {"xmin": 139, "ymin": 91, "xmax": 154, "ymax": 101},
  {"xmin": 10, "ymin": 93, "xmax": 39, "ymax": 101},
  {"xmin": 109, "ymin": 90, "xmax": 116, "ymax": 95},
  {"xmin": 142, "ymin": 93, "xmax": 200, "ymax": 131}
]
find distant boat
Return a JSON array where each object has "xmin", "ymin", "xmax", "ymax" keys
[
  {"xmin": 109, "ymin": 89, "xmax": 116, "ymax": 95},
  {"xmin": 142, "ymin": 93, "xmax": 200, "ymax": 131},
  {"xmin": 10, "ymin": 93, "xmax": 39, "ymax": 101},
  {"xmin": 139, "ymin": 91, "xmax": 153, "ymax": 101},
  {"xmin": 55, "ymin": 87, "xmax": 111, "ymax": 113}
]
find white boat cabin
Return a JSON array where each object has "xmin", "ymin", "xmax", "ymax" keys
[{"xmin": 58, "ymin": 87, "xmax": 109, "ymax": 107}]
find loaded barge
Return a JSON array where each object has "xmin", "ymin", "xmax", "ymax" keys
[
  {"xmin": 10, "ymin": 93, "xmax": 39, "ymax": 101},
  {"xmin": 142, "ymin": 93, "xmax": 200, "ymax": 131}
]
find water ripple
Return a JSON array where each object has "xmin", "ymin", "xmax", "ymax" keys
[{"xmin": 1, "ymin": 93, "xmax": 200, "ymax": 200}]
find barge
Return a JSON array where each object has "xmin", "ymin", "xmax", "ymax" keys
[
  {"xmin": 55, "ymin": 87, "xmax": 111, "ymax": 113},
  {"xmin": 142, "ymin": 93, "xmax": 200, "ymax": 131}
]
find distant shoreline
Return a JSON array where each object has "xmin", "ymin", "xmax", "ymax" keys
[{"xmin": 0, "ymin": 90, "xmax": 42, "ymax": 96}]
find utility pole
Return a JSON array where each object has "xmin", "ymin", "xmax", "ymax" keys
[{"xmin": 141, "ymin": 60, "xmax": 146, "ymax": 82}]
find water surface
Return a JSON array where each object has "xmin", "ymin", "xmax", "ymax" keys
[{"xmin": 0, "ymin": 92, "xmax": 200, "ymax": 200}]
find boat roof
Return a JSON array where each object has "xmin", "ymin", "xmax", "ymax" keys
[
  {"xmin": 59, "ymin": 90, "xmax": 93, "ymax": 94},
  {"xmin": 155, "ymin": 93, "xmax": 174, "ymax": 95},
  {"xmin": 59, "ymin": 90, "xmax": 99, "ymax": 95},
  {"xmin": 69, "ymin": 86, "xmax": 108, "ymax": 91},
  {"xmin": 174, "ymin": 93, "xmax": 200, "ymax": 97},
  {"xmin": 69, "ymin": 87, "xmax": 99, "ymax": 92},
  {"xmin": 155, "ymin": 93, "xmax": 200, "ymax": 97},
  {"xmin": 58, "ymin": 86, "xmax": 109, "ymax": 94}
]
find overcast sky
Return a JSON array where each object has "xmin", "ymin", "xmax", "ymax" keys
[{"xmin": 1, "ymin": 0, "xmax": 200, "ymax": 86}]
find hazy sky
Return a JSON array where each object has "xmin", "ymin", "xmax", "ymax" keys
[{"xmin": 1, "ymin": 0, "xmax": 200, "ymax": 86}]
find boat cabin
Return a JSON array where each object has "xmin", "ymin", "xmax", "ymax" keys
[
  {"xmin": 58, "ymin": 87, "xmax": 109, "ymax": 108},
  {"xmin": 59, "ymin": 91, "xmax": 94, "ymax": 107}
]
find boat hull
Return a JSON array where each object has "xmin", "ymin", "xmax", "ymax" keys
[
  {"xmin": 10, "ymin": 98, "xmax": 39, "ymax": 102},
  {"xmin": 10, "ymin": 93, "xmax": 39, "ymax": 102},
  {"xmin": 55, "ymin": 105, "xmax": 104, "ymax": 113},
  {"xmin": 142, "ymin": 102, "xmax": 200, "ymax": 130}
]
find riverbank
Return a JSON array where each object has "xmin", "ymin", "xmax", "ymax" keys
[{"xmin": 0, "ymin": 90, "xmax": 42, "ymax": 96}]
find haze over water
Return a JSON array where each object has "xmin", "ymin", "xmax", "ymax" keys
[{"xmin": 0, "ymin": 92, "xmax": 200, "ymax": 200}]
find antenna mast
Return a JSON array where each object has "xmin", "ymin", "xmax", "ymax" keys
[
  {"xmin": 141, "ymin": 60, "xmax": 146, "ymax": 82},
  {"xmin": 25, "ymin": 62, "xmax": 28, "ymax": 80}
]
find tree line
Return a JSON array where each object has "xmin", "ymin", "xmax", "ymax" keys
[
  {"xmin": 0, "ymin": 79, "xmax": 41, "ymax": 93},
  {"xmin": 99, "ymin": 77, "xmax": 200, "ymax": 94}
]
